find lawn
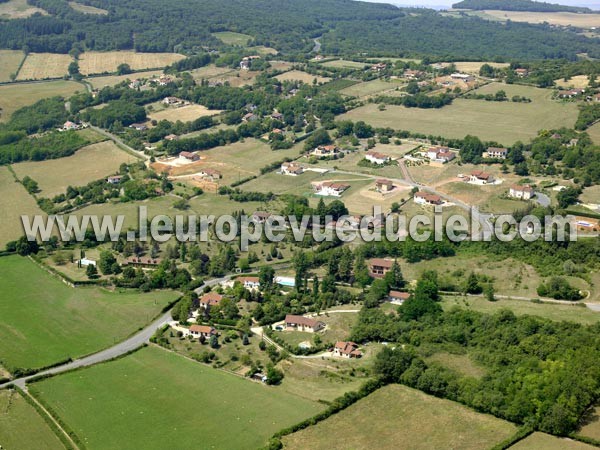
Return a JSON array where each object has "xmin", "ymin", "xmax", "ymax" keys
[
  {"xmin": 0, "ymin": 389, "xmax": 65, "ymax": 450},
  {"xmin": 0, "ymin": 49, "xmax": 25, "ymax": 82},
  {"xmin": 276, "ymin": 311, "xmax": 359, "ymax": 349},
  {"xmin": 212, "ymin": 31, "xmax": 254, "ymax": 46},
  {"xmin": 0, "ymin": 166, "xmax": 45, "ymax": 247},
  {"xmin": 341, "ymin": 83, "xmax": 578, "ymax": 145},
  {"xmin": 30, "ymin": 346, "xmax": 323, "ymax": 450},
  {"xmin": 85, "ymin": 69, "xmax": 164, "ymax": 89},
  {"xmin": 0, "ymin": 80, "xmax": 82, "ymax": 122},
  {"xmin": 509, "ymin": 432, "xmax": 596, "ymax": 450},
  {"xmin": 17, "ymin": 53, "xmax": 73, "ymax": 80},
  {"xmin": 282, "ymin": 384, "xmax": 517, "ymax": 450},
  {"xmin": 11, "ymin": 141, "xmax": 134, "ymax": 197},
  {"xmin": 275, "ymin": 70, "xmax": 331, "ymax": 84},
  {"xmin": 0, "ymin": 255, "xmax": 179, "ymax": 373},
  {"xmin": 148, "ymin": 104, "xmax": 222, "ymax": 123},
  {"xmin": 78, "ymin": 51, "xmax": 185, "ymax": 75},
  {"xmin": 0, "ymin": 0, "xmax": 48, "ymax": 19}
]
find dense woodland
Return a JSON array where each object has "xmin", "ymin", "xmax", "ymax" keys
[
  {"xmin": 0, "ymin": 0, "xmax": 599, "ymax": 60},
  {"xmin": 452, "ymin": 0, "xmax": 593, "ymax": 13}
]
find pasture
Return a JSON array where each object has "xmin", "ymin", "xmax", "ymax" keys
[
  {"xmin": 282, "ymin": 384, "xmax": 517, "ymax": 450},
  {"xmin": 85, "ymin": 70, "xmax": 164, "ymax": 89},
  {"xmin": 509, "ymin": 432, "xmax": 596, "ymax": 450},
  {"xmin": 68, "ymin": 1, "xmax": 108, "ymax": 14},
  {"xmin": 0, "ymin": 255, "xmax": 178, "ymax": 372},
  {"xmin": 78, "ymin": 51, "xmax": 185, "ymax": 75},
  {"xmin": 212, "ymin": 31, "xmax": 253, "ymax": 46},
  {"xmin": 320, "ymin": 59, "xmax": 368, "ymax": 70},
  {"xmin": 480, "ymin": 10, "xmax": 600, "ymax": 28},
  {"xmin": 586, "ymin": 121, "xmax": 600, "ymax": 144},
  {"xmin": 0, "ymin": 167, "xmax": 45, "ymax": 247},
  {"xmin": 339, "ymin": 78, "xmax": 404, "ymax": 98},
  {"xmin": 275, "ymin": 70, "xmax": 331, "ymax": 84},
  {"xmin": 17, "ymin": 53, "xmax": 73, "ymax": 80},
  {"xmin": 341, "ymin": 83, "xmax": 577, "ymax": 145},
  {"xmin": 0, "ymin": 390, "xmax": 65, "ymax": 450},
  {"xmin": 0, "ymin": 0, "xmax": 47, "ymax": 19},
  {"xmin": 0, "ymin": 49, "xmax": 25, "ymax": 82},
  {"xmin": 11, "ymin": 141, "xmax": 134, "ymax": 198},
  {"xmin": 555, "ymin": 75, "xmax": 590, "ymax": 89},
  {"xmin": 578, "ymin": 405, "xmax": 600, "ymax": 442},
  {"xmin": 30, "ymin": 346, "xmax": 323, "ymax": 450},
  {"xmin": 188, "ymin": 64, "xmax": 234, "ymax": 82},
  {"xmin": 0, "ymin": 80, "xmax": 81, "ymax": 122},
  {"xmin": 453, "ymin": 61, "xmax": 510, "ymax": 73},
  {"xmin": 581, "ymin": 185, "xmax": 600, "ymax": 204},
  {"xmin": 148, "ymin": 104, "xmax": 222, "ymax": 123}
]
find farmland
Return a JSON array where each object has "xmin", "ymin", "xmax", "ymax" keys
[
  {"xmin": 477, "ymin": 10, "xmax": 600, "ymax": 28},
  {"xmin": 452, "ymin": 61, "xmax": 510, "ymax": 73},
  {"xmin": 0, "ymin": 167, "xmax": 45, "ymax": 247},
  {"xmin": 339, "ymin": 79, "xmax": 405, "ymax": 98},
  {"xmin": 78, "ymin": 51, "xmax": 186, "ymax": 75},
  {"xmin": 17, "ymin": 53, "xmax": 73, "ymax": 80},
  {"xmin": 555, "ymin": 75, "xmax": 590, "ymax": 89},
  {"xmin": 0, "ymin": 255, "xmax": 179, "ymax": 373},
  {"xmin": 282, "ymin": 384, "xmax": 517, "ymax": 450},
  {"xmin": 586, "ymin": 121, "xmax": 600, "ymax": 144},
  {"xmin": 275, "ymin": 70, "xmax": 331, "ymax": 84},
  {"xmin": 11, "ymin": 141, "xmax": 135, "ymax": 198},
  {"xmin": 0, "ymin": 49, "xmax": 24, "ymax": 82},
  {"xmin": 341, "ymin": 83, "xmax": 578, "ymax": 145},
  {"xmin": 147, "ymin": 104, "xmax": 222, "ymax": 123},
  {"xmin": 85, "ymin": 70, "xmax": 164, "ymax": 89},
  {"xmin": 68, "ymin": 1, "xmax": 108, "ymax": 14},
  {"xmin": 188, "ymin": 65, "xmax": 235, "ymax": 82},
  {"xmin": 0, "ymin": 80, "xmax": 81, "ymax": 122},
  {"xmin": 509, "ymin": 432, "xmax": 596, "ymax": 450},
  {"xmin": 0, "ymin": 390, "xmax": 65, "ymax": 450},
  {"xmin": 30, "ymin": 346, "xmax": 323, "ymax": 450},
  {"xmin": 0, "ymin": 0, "xmax": 47, "ymax": 19},
  {"xmin": 212, "ymin": 31, "xmax": 253, "ymax": 46},
  {"xmin": 320, "ymin": 59, "xmax": 368, "ymax": 69}
]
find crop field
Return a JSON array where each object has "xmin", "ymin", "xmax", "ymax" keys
[
  {"xmin": 17, "ymin": 53, "xmax": 73, "ymax": 80},
  {"xmin": 0, "ymin": 80, "xmax": 81, "ymax": 122},
  {"xmin": 341, "ymin": 83, "xmax": 578, "ymax": 145},
  {"xmin": 586, "ymin": 121, "xmax": 600, "ymax": 144},
  {"xmin": 269, "ymin": 61, "xmax": 295, "ymax": 72},
  {"xmin": 188, "ymin": 64, "xmax": 235, "ymax": 81},
  {"xmin": 85, "ymin": 69, "xmax": 164, "ymax": 89},
  {"xmin": 509, "ymin": 432, "xmax": 596, "ymax": 450},
  {"xmin": 148, "ymin": 104, "xmax": 223, "ymax": 123},
  {"xmin": 0, "ymin": 255, "xmax": 179, "ymax": 373},
  {"xmin": 453, "ymin": 61, "xmax": 510, "ymax": 73},
  {"xmin": 555, "ymin": 75, "xmax": 590, "ymax": 89},
  {"xmin": 339, "ymin": 79, "xmax": 405, "ymax": 98},
  {"xmin": 0, "ymin": 390, "xmax": 65, "ymax": 450},
  {"xmin": 0, "ymin": 49, "xmax": 25, "ymax": 82},
  {"xmin": 78, "ymin": 51, "xmax": 186, "ymax": 75},
  {"xmin": 212, "ymin": 31, "xmax": 253, "ymax": 46},
  {"xmin": 320, "ymin": 59, "xmax": 368, "ymax": 69},
  {"xmin": 0, "ymin": 0, "xmax": 47, "ymax": 19},
  {"xmin": 30, "ymin": 346, "xmax": 323, "ymax": 450},
  {"xmin": 480, "ymin": 10, "xmax": 600, "ymax": 28},
  {"xmin": 68, "ymin": 1, "xmax": 108, "ymax": 14},
  {"xmin": 11, "ymin": 141, "xmax": 134, "ymax": 198},
  {"xmin": 0, "ymin": 167, "xmax": 45, "ymax": 247},
  {"xmin": 275, "ymin": 70, "xmax": 331, "ymax": 84},
  {"xmin": 282, "ymin": 384, "xmax": 517, "ymax": 450}
]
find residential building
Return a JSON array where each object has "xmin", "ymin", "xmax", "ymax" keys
[
  {"xmin": 311, "ymin": 145, "xmax": 339, "ymax": 157},
  {"xmin": 559, "ymin": 88, "xmax": 585, "ymax": 98},
  {"xmin": 236, "ymin": 276, "xmax": 260, "ymax": 290},
  {"xmin": 189, "ymin": 325, "xmax": 217, "ymax": 339},
  {"xmin": 122, "ymin": 256, "xmax": 162, "ymax": 268},
  {"xmin": 487, "ymin": 147, "xmax": 508, "ymax": 159},
  {"xmin": 365, "ymin": 151, "xmax": 391, "ymax": 165},
  {"xmin": 281, "ymin": 162, "xmax": 304, "ymax": 176},
  {"xmin": 414, "ymin": 191, "xmax": 443, "ymax": 206},
  {"xmin": 106, "ymin": 175, "xmax": 123, "ymax": 184},
  {"xmin": 368, "ymin": 258, "xmax": 394, "ymax": 278},
  {"xmin": 515, "ymin": 68, "xmax": 529, "ymax": 77},
  {"xmin": 313, "ymin": 181, "xmax": 350, "ymax": 197},
  {"xmin": 375, "ymin": 179, "xmax": 394, "ymax": 193},
  {"xmin": 179, "ymin": 151, "xmax": 200, "ymax": 162},
  {"xmin": 199, "ymin": 292, "xmax": 223, "ymax": 309},
  {"xmin": 129, "ymin": 123, "xmax": 147, "ymax": 131},
  {"xmin": 509, "ymin": 185, "xmax": 535, "ymax": 200},
  {"xmin": 271, "ymin": 112, "xmax": 284, "ymax": 121},
  {"xmin": 251, "ymin": 211, "xmax": 272, "ymax": 223},
  {"xmin": 242, "ymin": 113, "xmax": 258, "ymax": 122},
  {"xmin": 78, "ymin": 258, "xmax": 96, "ymax": 267},
  {"xmin": 333, "ymin": 341, "xmax": 362, "ymax": 358},
  {"xmin": 62, "ymin": 121, "xmax": 80, "ymax": 131},
  {"xmin": 469, "ymin": 171, "xmax": 494, "ymax": 185},
  {"xmin": 284, "ymin": 315, "xmax": 325, "ymax": 333},
  {"xmin": 404, "ymin": 69, "xmax": 425, "ymax": 79},
  {"xmin": 164, "ymin": 134, "xmax": 178, "ymax": 141},
  {"xmin": 198, "ymin": 168, "xmax": 222, "ymax": 181},
  {"xmin": 388, "ymin": 291, "xmax": 410, "ymax": 304},
  {"xmin": 371, "ymin": 63, "xmax": 387, "ymax": 72}
]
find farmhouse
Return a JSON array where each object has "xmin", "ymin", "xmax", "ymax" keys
[
  {"xmin": 515, "ymin": 68, "xmax": 529, "ymax": 77},
  {"xmin": 414, "ymin": 191, "xmax": 443, "ymax": 206},
  {"xmin": 559, "ymin": 88, "xmax": 585, "ymax": 98},
  {"xmin": 313, "ymin": 181, "xmax": 350, "ymax": 197},
  {"xmin": 486, "ymin": 147, "xmax": 508, "ymax": 159},
  {"xmin": 158, "ymin": 76, "xmax": 173, "ymax": 86},
  {"xmin": 200, "ymin": 292, "xmax": 223, "ymax": 309},
  {"xmin": 240, "ymin": 55, "xmax": 260, "ymax": 70},
  {"xmin": 375, "ymin": 179, "xmax": 394, "ymax": 193},
  {"xmin": 366, "ymin": 151, "xmax": 391, "ymax": 165},
  {"xmin": 469, "ymin": 171, "xmax": 494, "ymax": 185},
  {"xmin": 129, "ymin": 79, "xmax": 141, "ymax": 89},
  {"xmin": 130, "ymin": 123, "xmax": 148, "ymax": 131},
  {"xmin": 311, "ymin": 145, "xmax": 340, "ymax": 157},
  {"xmin": 509, "ymin": 184, "xmax": 535, "ymax": 200},
  {"xmin": 236, "ymin": 276, "xmax": 260, "ymax": 290},
  {"xmin": 284, "ymin": 315, "xmax": 325, "ymax": 333},
  {"xmin": 281, "ymin": 162, "xmax": 304, "ymax": 176},
  {"xmin": 198, "ymin": 168, "xmax": 222, "ymax": 181},
  {"xmin": 179, "ymin": 151, "xmax": 200, "ymax": 162},
  {"xmin": 451, "ymin": 73, "xmax": 474, "ymax": 82},
  {"xmin": 106, "ymin": 175, "xmax": 123, "ymax": 184},
  {"xmin": 242, "ymin": 113, "xmax": 258, "ymax": 122},
  {"xmin": 164, "ymin": 134, "xmax": 178, "ymax": 141},
  {"xmin": 404, "ymin": 69, "xmax": 426, "ymax": 79},
  {"xmin": 123, "ymin": 256, "xmax": 162, "ymax": 268},
  {"xmin": 163, "ymin": 96, "xmax": 184, "ymax": 106},
  {"xmin": 427, "ymin": 146, "xmax": 456, "ymax": 163},
  {"xmin": 371, "ymin": 63, "xmax": 387, "ymax": 72},
  {"xmin": 271, "ymin": 112, "xmax": 284, "ymax": 121},
  {"xmin": 333, "ymin": 341, "xmax": 362, "ymax": 358},
  {"xmin": 251, "ymin": 211, "xmax": 272, "ymax": 223},
  {"xmin": 368, "ymin": 258, "xmax": 394, "ymax": 278},
  {"xmin": 62, "ymin": 121, "xmax": 80, "ymax": 131},
  {"xmin": 189, "ymin": 325, "xmax": 217, "ymax": 339},
  {"xmin": 388, "ymin": 290, "xmax": 410, "ymax": 304}
]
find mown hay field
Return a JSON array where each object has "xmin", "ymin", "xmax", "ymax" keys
[
  {"xmin": 481, "ymin": 10, "xmax": 600, "ymax": 28},
  {"xmin": 0, "ymin": 49, "xmax": 25, "ymax": 82},
  {"xmin": 78, "ymin": 51, "xmax": 185, "ymax": 75},
  {"xmin": 148, "ymin": 104, "xmax": 222, "ymax": 123},
  {"xmin": 275, "ymin": 70, "xmax": 331, "ymax": 84},
  {"xmin": 17, "ymin": 53, "xmax": 73, "ymax": 80},
  {"xmin": 68, "ymin": 1, "xmax": 108, "ymax": 14},
  {"xmin": 0, "ymin": 0, "xmax": 47, "ymax": 19}
]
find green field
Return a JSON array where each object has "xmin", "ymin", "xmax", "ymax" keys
[
  {"xmin": 30, "ymin": 346, "xmax": 323, "ymax": 450},
  {"xmin": 0, "ymin": 166, "xmax": 45, "ymax": 247},
  {"xmin": 320, "ymin": 59, "xmax": 368, "ymax": 69},
  {"xmin": 341, "ymin": 83, "xmax": 578, "ymax": 145},
  {"xmin": 0, "ymin": 256, "xmax": 179, "ymax": 373},
  {"xmin": 282, "ymin": 384, "xmax": 517, "ymax": 450},
  {"xmin": 0, "ymin": 49, "xmax": 25, "ymax": 82},
  {"xmin": 0, "ymin": 389, "xmax": 65, "ymax": 450},
  {"xmin": 339, "ymin": 79, "xmax": 404, "ymax": 98},
  {"xmin": 509, "ymin": 432, "xmax": 596, "ymax": 450},
  {"xmin": 212, "ymin": 31, "xmax": 253, "ymax": 46},
  {"xmin": 0, "ymin": 80, "xmax": 82, "ymax": 122}
]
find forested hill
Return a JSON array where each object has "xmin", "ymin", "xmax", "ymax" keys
[
  {"xmin": 1, "ymin": 0, "xmax": 600, "ymax": 60},
  {"xmin": 452, "ymin": 0, "xmax": 593, "ymax": 13}
]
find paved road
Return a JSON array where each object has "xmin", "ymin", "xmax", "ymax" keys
[
  {"xmin": 312, "ymin": 37, "xmax": 321, "ymax": 53},
  {"xmin": 535, "ymin": 192, "xmax": 551, "ymax": 208}
]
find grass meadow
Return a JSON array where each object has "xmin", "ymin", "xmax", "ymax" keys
[
  {"xmin": 0, "ymin": 0, "xmax": 47, "ymax": 19},
  {"xmin": 479, "ymin": 10, "xmax": 600, "ymax": 28},
  {"xmin": 341, "ymin": 83, "xmax": 578, "ymax": 145},
  {"xmin": 274, "ymin": 70, "xmax": 331, "ymax": 84},
  {"xmin": 509, "ymin": 432, "xmax": 596, "ymax": 450},
  {"xmin": 11, "ymin": 141, "xmax": 134, "ymax": 197},
  {"xmin": 68, "ymin": 1, "xmax": 108, "ymax": 14},
  {"xmin": 147, "ymin": 104, "xmax": 222, "ymax": 123},
  {"xmin": 0, "ymin": 80, "xmax": 81, "ymax": 122},
  {"xmin": 212, "ymin": 31, "xmax": 253, "ymax": 46},
  {"xmin": 78, "ymin": 51, "xmax": 185, "ymax": 75},
  {"xmin": 339, "ymin": 78, "xmax": 405, "ymax": 98},
  {"xmin": 0, "ymin": 390, "xmax": 65, "ymax": 450},
  {"xmin": 17, "ymin": 53, "xmax": 73, "ymax": 80},
  {"xmin": 282, "ymin": 384, "xmax": 517, "ymax": 450},
  {"xmin": 0, "ymin": 49, "xmax": 25, "ymax": 82},
  {"xmin": 30, "ymin": 345, "xmax": 323, "ymax": 450},
  {"xmin": 0, "ymin": 256, "xmax": 178, "ymax": 373}
]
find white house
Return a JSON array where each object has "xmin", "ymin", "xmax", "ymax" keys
[
  {"xmin": 469, "ymin": 171, "xmax": 494, "ymax": 185},
  {"xmin": 78, "ymin": 258, "xmax": 96, "ymax": 267},
  {"xmin": 414, "ymin": 191, "xmax": 443, "ymax": 206},
  {"xmin": 333, "ymin": 341, "xmax": 362, "ymax": 358},
  {"xmin": 487, "ymin": 147, "xmax": 508, "ymax": 159},
  {"xmin": 365, "ymin": 151, "xmax": 391, "ymax": 165},
  {"xmin": 313, "ymin": 181, "xmax": 350, "ymax": 197},
  {"xmin": 509, "ymin": 185, "xmax": 535, "ymax": 200},
  {"xmin": 281, "ymin": 162, "xmax": 304, "ymax": 176},
  {"xmin": 311, "ymin": 145, "xmax": 339, "ymax": 158},
  {"xmin": 284, "ymin": 315, "xmax": 325, "ymax": 333},
  {"xmin": 236, "ymin": 276, "xmax": 260, "ymax": 290}
]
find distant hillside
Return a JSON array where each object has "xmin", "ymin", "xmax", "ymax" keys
[{"xmin": 452, "ymin": 0, "xmax": 593, "ymax": 13}]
